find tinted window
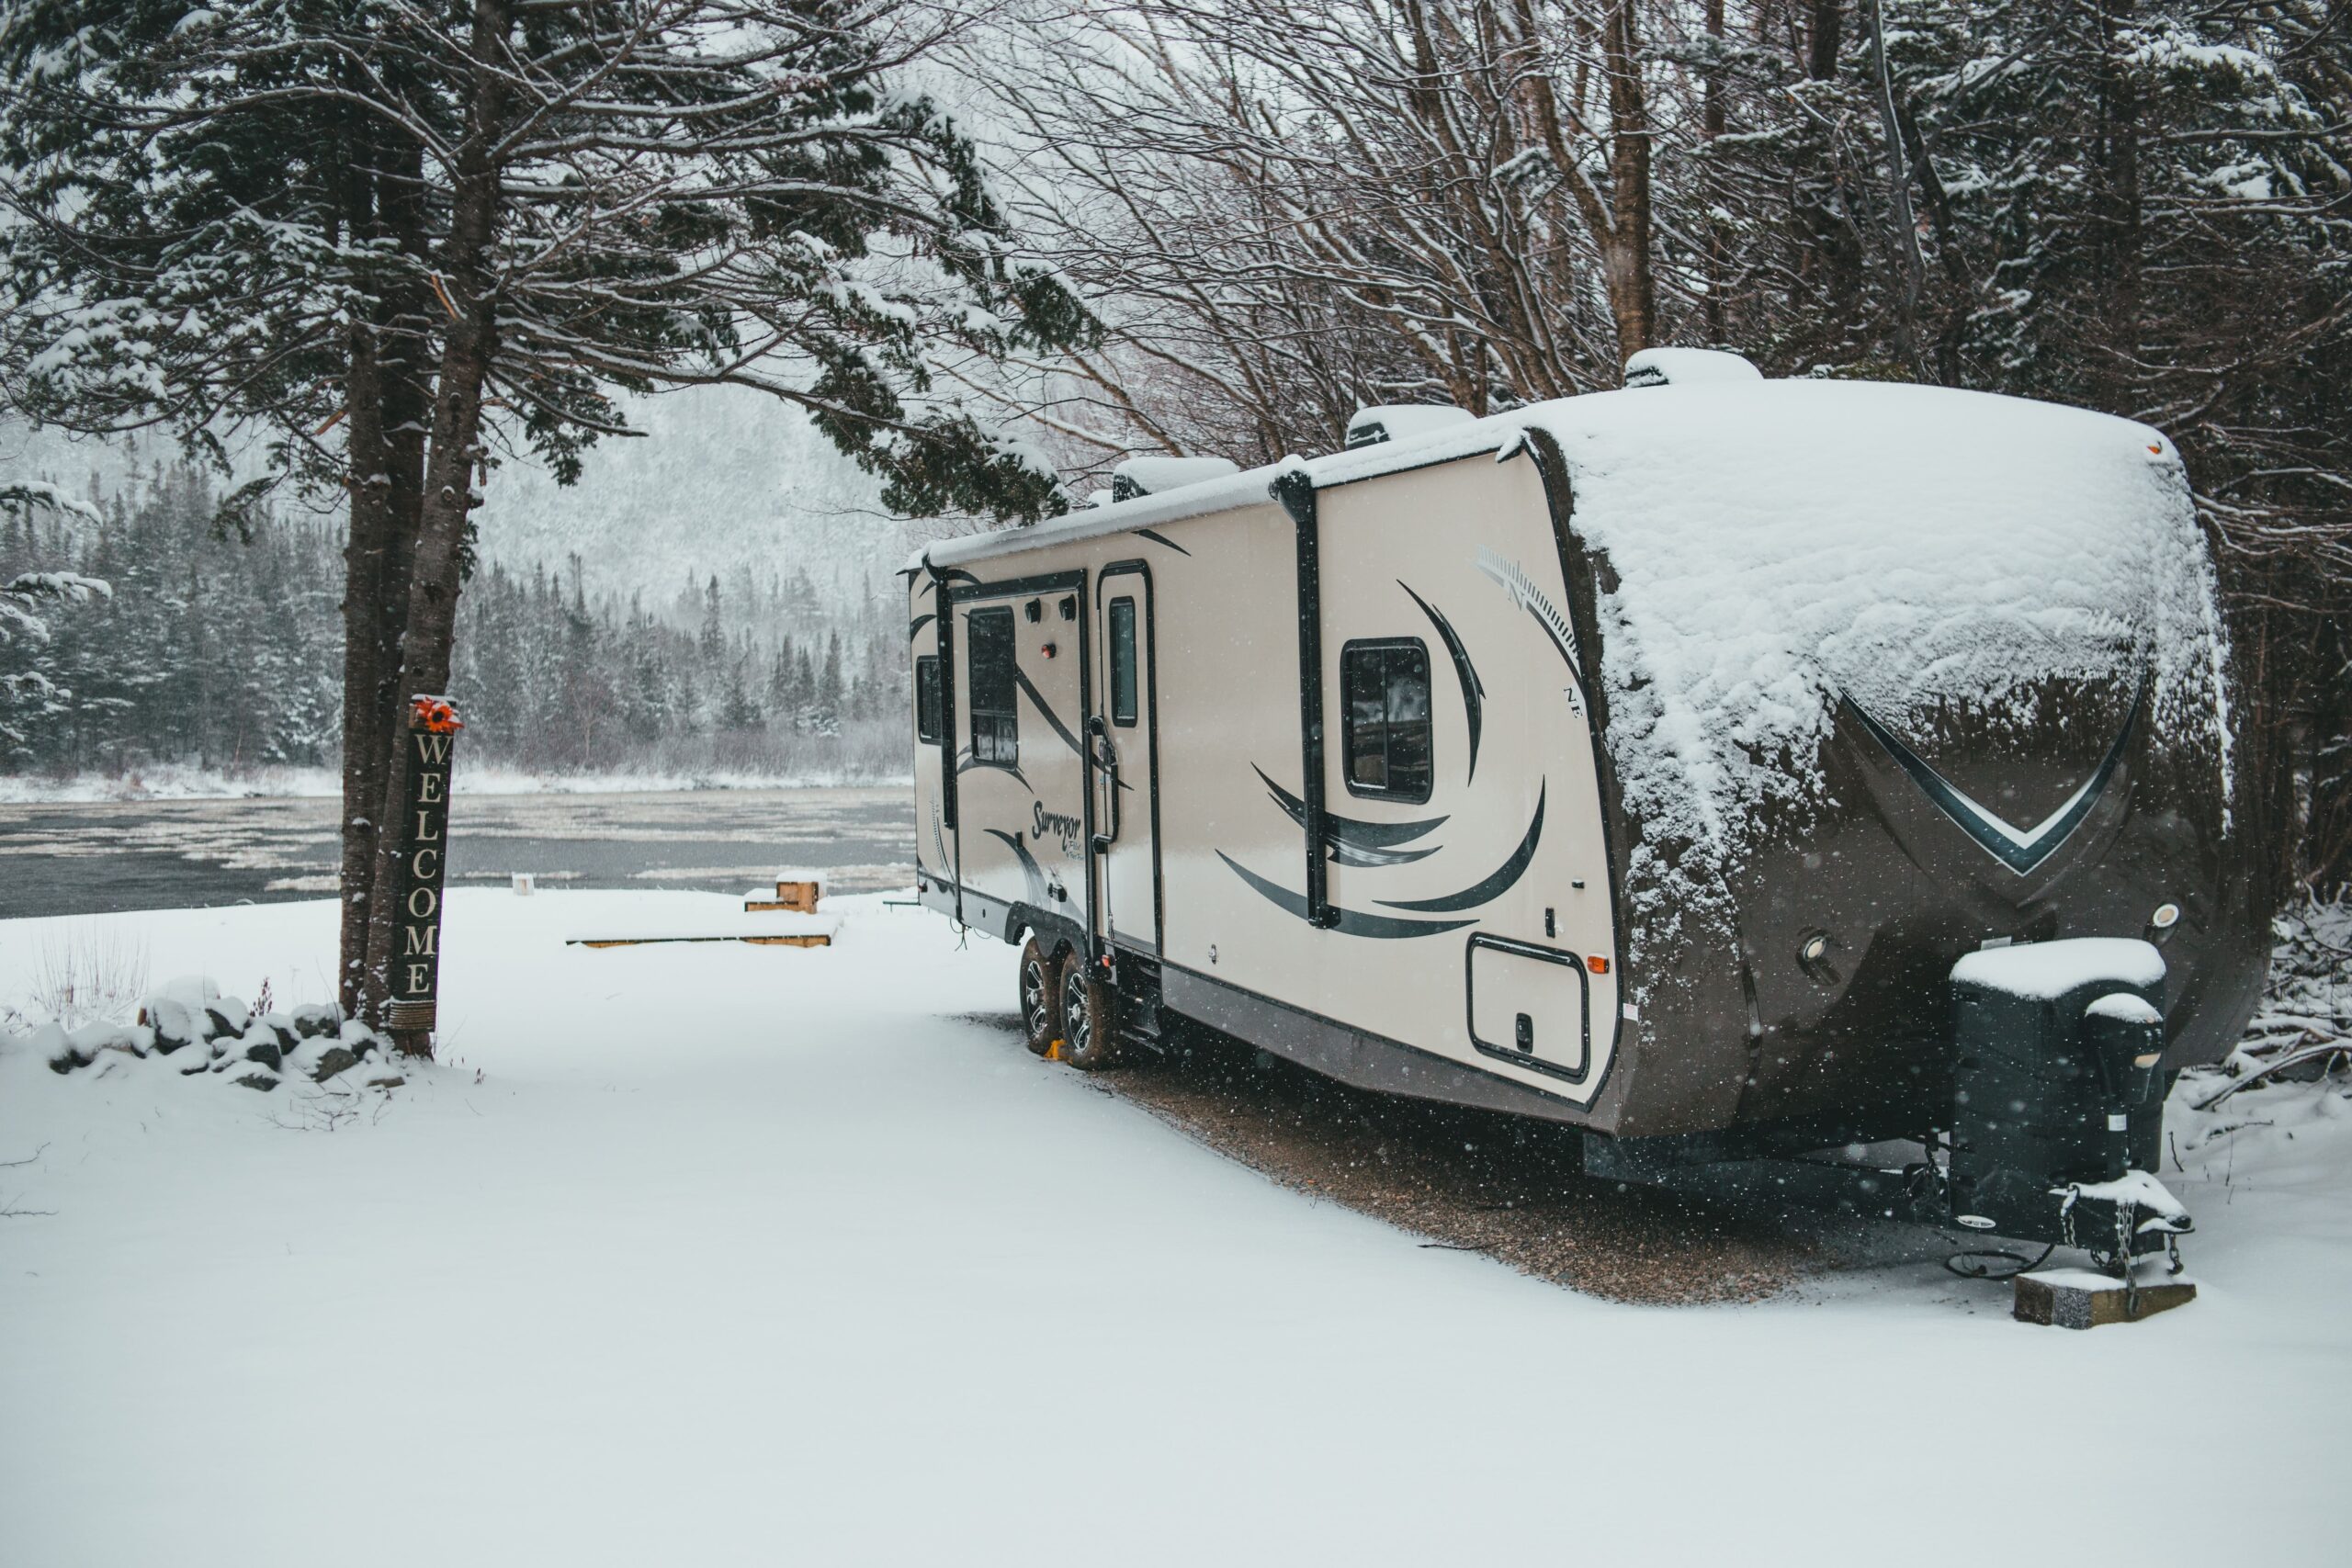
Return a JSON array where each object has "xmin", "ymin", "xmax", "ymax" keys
[
  {"xmin": 1108, "ymin": 596, "xmax": 1138, "ymax": 728},
  {"xmin": 914, "ymin": 655, "xmax": 942, "ymax": 744},
  {"xmin": 1341, "ymin": 639, "xmax": 1432, "ymax": 802},
  {"xmin": 967, "ymin": 607, "xmax": 1018, "ymax": 764}
]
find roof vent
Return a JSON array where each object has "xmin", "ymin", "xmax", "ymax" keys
[
  {"xmin": 1109, "ymin": 455, "xmax": 1239, "ymax": 502},
  {"xmin": 1345, "ymin": 404, "xmax": 1475, "ymax": 449},
  {"xmin": 1623, "ymin": 348, "xmax": 1764, "ymax": 389}
]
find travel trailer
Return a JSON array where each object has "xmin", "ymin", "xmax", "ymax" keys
[{"xmin": 905, "ymin": 351, "xmax": 2267, "ymax": 1262}]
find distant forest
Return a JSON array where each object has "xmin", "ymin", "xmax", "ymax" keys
[{"xmin": 0, "ymin": 468, "xmax": 909, "ymax": 780}]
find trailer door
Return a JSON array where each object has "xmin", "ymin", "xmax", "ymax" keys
[{"xmin": 1091, "ymin": 566, "xmax": 1159, "ymax": 953}]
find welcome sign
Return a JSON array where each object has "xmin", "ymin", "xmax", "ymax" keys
[{"xmin": 386, "ymin": 694, "xmax": 461, "ymax": 1043}]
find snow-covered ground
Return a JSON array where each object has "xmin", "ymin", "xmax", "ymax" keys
[{"xmin": 2, "ymin": 891, "xmax": 2345, "ymax": 1565}]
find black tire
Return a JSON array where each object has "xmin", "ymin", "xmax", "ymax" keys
[
  {"xmin": 1059, "ymin": 956, "xmax": 1121, "ymax": 1071},
  {"xmin": 1018, "ymin": 936, "xmax": 1062, "ymax": 1057}
]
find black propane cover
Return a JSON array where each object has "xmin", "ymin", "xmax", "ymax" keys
[{"xmin": 1948, "ymin": 945, "xmax": 2168, "ymax": 1247}]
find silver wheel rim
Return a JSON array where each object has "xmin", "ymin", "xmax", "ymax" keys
[
  {"xmin": 1023, "ymin": 956, "xmax": 1052, "ymax": 1040},
  {"xmin": 1063, "ymin": 968, "xmax": 1091, "ymax": 1057}
]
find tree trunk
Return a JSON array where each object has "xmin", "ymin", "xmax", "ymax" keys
[
  {"xmin": 1702, "ymin": 0, "xmax": 1728, "ymax": 345},
  {"xmin": 1866, "ymin": 0, "xmax": 1928, "ymax": 380},
  {"xmin": 338, "ymin": 128, "xmax": 431, "ymax": 1026},
  {"xmin": 336, "ymin": 109, "xmax": 398, "ymax": 1024},
  {"xmin": 1808, "ymin": 0, "xmax": 1844, "ymax": 83},
  {"xmin": 1600, "ymin": 0, "xmax": 1656, "ymax": 363},
  {"xmin": 363, "ymin": 0, "xmax": 512, "ymax": 1056},
  {"xmin": 2093, "ymin": 0, "xmax": 2143, "ymax": 410},
  {"xmin": 338, "ymin": 321, "xmax": 390, "ymax": 1021},
  {"xmin": 1894, "ymin": 96, "xmax": 1974, "ymax": 386},
  {"xmin": 1793, "ymin": 0, "xmax": 1862, "ymax": 332}
]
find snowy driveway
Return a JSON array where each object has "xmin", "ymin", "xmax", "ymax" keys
[{"xmin": 2, "ymin": 891, "xmax": 2345, "ymax": 1565}]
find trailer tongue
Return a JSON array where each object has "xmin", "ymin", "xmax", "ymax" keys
[{"xmin": 1587, "ymin": 937, "xmax": 2193, "ymax": 1295}]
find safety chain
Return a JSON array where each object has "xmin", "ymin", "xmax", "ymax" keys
[{"xmin": 2116, "ymin": 1201, "xmax": 2143, "ymax": 1319}]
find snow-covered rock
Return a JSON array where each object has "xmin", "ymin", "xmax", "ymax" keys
[{"xmin": 33, "ymin": 976, "xmax": 386, "ymax": 1093}]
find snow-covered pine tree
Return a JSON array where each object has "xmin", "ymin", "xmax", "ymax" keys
[
  {"xmin": 1, "ymin": 0, "xmax": 1096, "ymax": 1037},
  {"xmin": 718, "ymin": 653, "xmax": 763, "ymax": 733},
  {"xmin": 0, "ymin": 483, "xmax": 110, "ymax": 759}
]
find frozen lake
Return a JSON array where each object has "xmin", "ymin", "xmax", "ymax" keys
[{"xmin": 0, "ymin": 787, "xmax": 915, "ymax": 919}]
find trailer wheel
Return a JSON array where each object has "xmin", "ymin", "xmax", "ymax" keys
[
  {"xmin": 1059, "ymin": 959, "xmax": 1121, "ymax": 1071},
  {"xmin": 1018, "ymin": 936, "xmax": 1063, "ymax": 1056}
]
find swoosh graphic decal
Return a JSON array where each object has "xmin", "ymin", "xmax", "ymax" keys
[
  {"xmin": 1841, "ymin": 680, "xmax": 2142, "ymax": 874},
  {"xmin": 1136, "ymin": 527, "xmax": 1192, "ymax": 556},
  {"xmin": 1475, "ymin": 547, "xmax": 1582, "ymax": 680},
  {"xmin": 1253, "ymin": 765, "xmax": 1445, "ymax": 862},
  {"xmin": 958, "ymin": 751, "xmax": 1033, "ymax": 795},
  {"xmin": 985, "ymin": 828, "xmax": 1052, "ymax": 907},
  {"xmin": 1217, "ymin": 852, "xmax": 1476, "ymax": 939},
  {"xmin": 909, "ymin": 613, "xmax": 935, "ymax": 641},
  {"xmin": 921, "ymin": 568, "xmax": 981, "ymax": 599},
  {"xmin": 1375, "ymin": 784, "xmax": 1544, "ymax": 912},
  {"xmin": 1400, "ymin": 581, "xmax": 1484, "ymax": 783},
  {"xmin": 1012, "ymin": 667, "xmax": 1085, "ymax": 759}
]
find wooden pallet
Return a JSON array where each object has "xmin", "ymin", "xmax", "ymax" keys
[
  {"xmin": 568, "ymin": 913, "xmax": 839, "ymax": 950},
  {"xmin": 573, "ymin": 932, "xmax": 831, "ymax": 950}
]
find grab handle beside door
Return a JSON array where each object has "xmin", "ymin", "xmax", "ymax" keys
[{"xmin": 1087, "ymin": 715, "xmax": 1120, "ymax": 850}]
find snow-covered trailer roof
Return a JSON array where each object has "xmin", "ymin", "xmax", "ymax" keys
[{"xmin": 919, "ymin": 378, "xmax": 2233, "ymax": 964}]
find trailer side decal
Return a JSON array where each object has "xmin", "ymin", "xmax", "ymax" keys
[
  {"xmin": 1135, "ymin": 527, "xmax": 1192, "ymax": 556},
  {"xmin": 1399, "ymin": 581, "xmax": 1485, "ymax": 783},
  {"xmin": 1012, "ymin": 666, "xmax": 1086, "ymax": 761},
  {"xmin": 1374, "ymin": 784, "xmax": 1545, "ymax": 914},
  {"xmin": 1216, "ymin": 852, "xmax": 1476, "ymax": 939},
  {"xmin": 908, "ymin": 613, "xmax": 935, "ymax": 641},
  {"xmin": 1475, "ymin": 547, "xmax": 1588, "ymax": 715},
  {"xmin": 1252, "ymin": 765, "xmax": 1444, "ymax": 866},
  {"xmin": 984, "ymin": 828, "xmax": 1054, "ymax": 908},
  {"xmin": 957, "ymin": 748, "xmax": 1032, "ymax": 796},
  {"xmin": 1841, "ymin": 682, "xmax": 2142, "ymax": 874},
  {"xmin": 919, "ymin": 568, "xmax": 980, "ymax": 599}
]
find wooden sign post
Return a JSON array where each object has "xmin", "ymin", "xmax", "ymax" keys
[{"xmin": 387, "ymin": 694, "xmax": 461, "ymax": 1056}]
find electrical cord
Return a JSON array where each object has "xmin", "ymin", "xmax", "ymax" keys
[{"xmin": 1943, "ymin": 1240, "xmax": 2057, "ymax": 1281}]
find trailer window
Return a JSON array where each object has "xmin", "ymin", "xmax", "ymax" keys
[
  {"xmin": 967, "ymin": 607, "xmax": 1018, "ymax": 764},
  {"xmin": 1108, "ymin": 596, "xmax": 1138, "ymax": 728},
  {"xmin": 914, "ymin": 655, "xmax": 942, "ymax": 744},
  {"xmin": 1341, "ymin": 639, "xmax": 1432, "ymax": 803}
]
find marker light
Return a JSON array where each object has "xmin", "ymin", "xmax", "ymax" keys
[
  {"xmin": 2151, "ymin": 902, "xmax": 2180, "ymax": 930},
  {"xmin": 1587, "ymin": 955, "xmax": 1610, "ymax": 976}
]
